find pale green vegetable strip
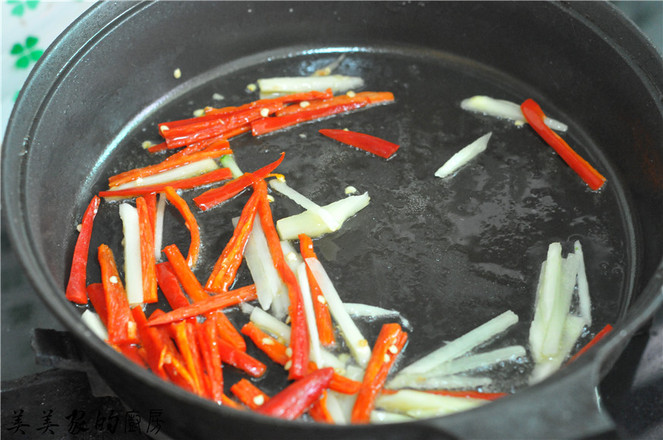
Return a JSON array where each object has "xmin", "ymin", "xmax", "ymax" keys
[
  {"xmin": 387, "ymin": 373, "xmax": 493, "ymax": 391},
  {"xmin": 434, "ymin": 132, "xmax": 492, "ymax": 178},
  {"xmin": 394, "ymin": 310, "xmax": 518, "ymax": 376},
  {"xmin": 119, "ymin": 203, "xmax": 143, "ymax": 306},
  {"xmin": 574, "ymin": 241, "xmax": 592, "ymax": 327},
  {"xmin": 257, "ymin": 74, "xmax": 364, "ymax": 94},
  {"xmin": 427, "ymin": 345, "xmax": 526, "ymax": 376},
  {"xmin": 109, "ymin": 158, "xmax": 219, "ymax": 191},
  {"xmin": 305, "ymin": 257, "xmax": 373, "ymax": 367},
  {"xmin": 270, "ymin": 179, "xmax": 341, "ymax": 232},
  {"xmin": 460, "ymin": 95, "xmax": 568, "ymax": 132},
  {"xmin": 82, "ymin": 310, "xmax": 108, "ymax": 340},
  {"xmin": 375, "ymin": 390, "xmax": 487, "ymax": 418},
  {"xmin": 370, "ymin": 410, "xmax": 414, "ymax": 424}
]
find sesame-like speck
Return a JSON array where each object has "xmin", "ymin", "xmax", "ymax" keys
[
  {"xmin": 346, "ymin": 90, "xmax": 356, "ymax": 98},
  {"xmin": 253, "ymin": 395, "xmax": 265, "ymax": 406},
  {"xmin": 317, "ymin": 295, "xmax": 326, "ymax": 304},
  {"xmin": 212, "ymin": 93, "xmax": 224, "ymax": 101},
  {"xmin": 285, "ymin": 347, "xmax": 293, "ymax": 357},
  {"xmin": 284, "ymin": 360, "xmax": 292, "ymax": 370},
  {"xmin": 161, "ymin": 125, "xmax": 170, "ymax": 132},
  {"xmin": 358, "ymin": 339, "xmax": 368, "ymax": 348},
  {"xmin": 109, "ymin": 276, "xmax": 118, "ymax": 284},
  {"xmin": 344, "ymin": 186, "xmax": 358, "ymax": 195},
  {"xmin": 76, "ymin": 224, "xmax": 82, "ymax": 232},
  {"xmin": 173, "ymin": 68, "xmax": 182, "ymax": 79},
  {"xmin": 266, "ymin": 195, "xmax": 275, "ymax": 203},
  {"xmin": 299, "ymin": 101, "xmax": 310, "ymax": 108},
  {"xmin": 261, "ymin": 338, "xmax": 274, "ymax": 346},
  {"xmin": 299, "ymin": 133, "xmax": 307, "ymax": 139},
  {"xmin": 388, "ymin": 345, "xmax": 399, "ymax": 354},
  {"xmin": 142, "ymin": 140, "xmax": 153, "ymax": 149},
  {"xmin": 193, "ymin": 109, "xmax": 205, "ymax": 117},
  {"xmin": 260, "ymin": 108, "xmax": 269, "ymax": 117},
  {"xmin": 246, "ymin": 83, "xmax": 257, "ymax": 92},
  {"xmin": 383, "ymin": 353, "xmax": 391, "ymax": 363}
]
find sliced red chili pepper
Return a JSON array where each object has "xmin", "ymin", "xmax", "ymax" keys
[
  {"xmin": 206, "ymin": 189, "xmax": 260, "ymax": 291},
  {"xmin": 162, "ymin": 244, "xmax": 209, "ymax": 303},
  {"xmin": 319, "ymin": 129, "xmax": 400, "ymax": 159},
  {"xmin": 65, "ymin": 195, "xmax": 100, "ymax": 304},
  {"xmin": 521, "ymin": 98, "xmax": 606, "ymax": 191},
  {"xmin": 212, "ymin": 310, "xmax": 247, "ymax": 352},
  {"xmin": 567, "ymin": 323, "xmax": 613, "ymax": 363},
  {"xmin": 131, "ymin": 307, "xmax": 170, "ymax": 380},
  {"xmin": 216, "ymin": 338, "xmax": 266, "ymax": 378},
  {"xmin": 197, "ymin": 314, "xmax": 224, "ymax": 402},
  {"xmin": 298, "ymin": 234, "xmax": 336, "ymax": 347},
  {"xmin": 155, "ymin": 262, "xmax": 191, "ymax": 309},
  {"xmin": 251, "ymin": 91, "xmax": 394, "ymax": 136},
  {"xmin": 108, "ymin": 147, "xmax": 232, "ymax": 188},
  {"xmin": 171, "ymin": 320, "xmax": 206, "ymax": 396},
  {"xmin": 99, "ymin": 168, "xmax": 233, "ymax": 199},
  {"xmin": 146, "ymin": 284, "xmax": 257, "ymax": 326},
  {"xmin": 86, "ymin": 283, "xmax": 108, "ymax": 327},
  {"xmin": 257, "ymin": 367, "xmax": 334, "ymax": 420},
  {"xmin": 230, "ymin": 378, "xmax": 270, "ymax": 410},
  {"xmin": 351, "ymin": 323, "xmax": 408, "ymax": 423},
  {"xmin": 97, "ymin": 244, "xmax": 138, "ymax": 345},
  {"xmin": 163, "ymin": 187, "xmax": 200, "ymax": 269},
  {"xmin": 136, "ymin": 197, "xmax": 158, "ymax": 303},
  {"xmin": 241, "ymin": 322, "xmax": 290, "ymax": 365},
  {"xmin": 254, "ymin": 179, "xmax": 309, "ymax": 380},
  {"xmin": 193, "ymin": 152, "xmax": 284, "ymax": 211},
  {"xmin": 308, "ymin": 390, "xmax": 334, "ymax": 424}
]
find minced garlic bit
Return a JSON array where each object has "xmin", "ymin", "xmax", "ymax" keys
[
  {"xmin": 173, "ymin": 68, "xmax": 182, "ymax": 79},
  {"xmin": 383, "ymin": 353, "xmax": 391, "ymax": 363},
  {"xmin": 193, "ymin": 108, "xmax": 205, "ymax": 117},
  {"xmin": 260, "ymin": 108, "xmax": 269, "ymax": 117},
  {"xmin": 246, "ymin": 83, "xmax": 257, "ymax": 92},
  {"xmin": 358, "ymin": 339, "xmax": 368, "ymax": 348},
  {"xmin": 285, "ymin": 347, "xmax": 293, "ymax": 357},
  {"xmin": 261, "ymin": 337, "xmax": 274, "ymax": 346},
  {"xmin": 299, "ymin": 101, "xmax": 310, "ymax": 108},
  {"xmin": 286, "ymin": 252, "xmax": 298, "ymax": 262},
  {"xmin": 253, "ymin": 395, "xmax": 265, "ymax": 406},
  {"xmin": 285, "ymin": 315, "xmax": 291, "ymax": 324},
  {"xmin": 109, "ymin": 276, "xmax": 119, "ymax": 284},
  {"xmin": 160, "ymin": 125, "xmax": 170, "ymax": 132},
  {"xmin": 212, "ymin": 93, "xmax": 224, "ymax": 101},
  {"xmin": 284, "ymin": 360, "xmax": 292, "ymax": 370},
  {"xmin": 141, "ymin": 140, "xmax": 154, "ymax": 149},
  {"xmin": 346, "ymin": 90, "xmax": 356, "ymax": 98},
  {"xmin": 317, "ymin": 295, "xmax": 326, "ymax": 304},
  {"xmin": 298, "ymin": 133, "xmax": 307, "ymax": 139},
  {"xmin": 76, "ymin": 224, "xmax": 82, "ymax": 232},
  {"xmin": 344, "ymin": 186, "xmax": 358, "ymax": 195},
  {"xmin": 388, "ymin": 345, "xmax": 399, "ymax": 354},
  {"xmin": 266, "ymin": 194, "xmax": 275, "ymax": 203}
]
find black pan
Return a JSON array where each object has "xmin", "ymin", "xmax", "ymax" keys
[{"xmin": 3, "ymin": 1, "xmax": 663, "ymax": 439}]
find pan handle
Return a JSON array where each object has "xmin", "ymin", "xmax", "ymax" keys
[{"xmin": 416, "ymin": 363, "xmax": 615, "ymax": 439}]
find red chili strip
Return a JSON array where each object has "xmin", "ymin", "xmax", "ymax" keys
[
  {"xmin": 213, "ymin": 310, "xmax": 247, "ymax": 352},
  {"xmin": 216, "ymin": 338, "xmax": 266, "ymax": 378},
  {"xmin": 567, "ymin": 324, "xmax": 614, "ymax": 363},
  {"xmin": 146, "ymin": 284, "xmax": 257, "ymax": 326},
  {"xmin": 108, "ymin": 147, "xmax": 232, "ymax": 188},
  {"xmin": 193, "ymin": 152, "xmax": 284, "ymax": 211},
  {"xmin": 171, "ymin": 320, "xmax": 206, "ymax": 396},
  {"xmin": 65, "ymin": 195, "xmax": 100, "ymax": 304},
  {"xmin": 298, "ymin": 234, "xmax": 336, "ymax": 347},
  {"xmin": 308, "ymin": 362, "xmax": 362, "ymax": 395},
  {"xmin": 155, "ymin": 262, "xmax": 191, "ymax": 310},
  {"xmin": 351, "ymin": 323, "xmax": 408, "ymax": 423},
  {"xmin": 241, "ymin": 322, "xmax": 290, "ymax": 365},
  {"xmin": 197, "ymin": 314, "xmax": 224, "ymax": 402},
  {"xmin": 257, "ymin": 367, "xmax": 334, "ymax": 420},
  {"xmin": 131, "ymin": 307, "xmax": 170, "ymax": 380},
  {"xmin": 136, "ymin": 197, "xmax": 158, "ymax": 303},
  {"xmin": 112, "ymin": 343, "xmax": 148, "ymax": 369},
  {"xmin": 99, "ymin": 168, "xmax": 233, "ymax": 199},
  {"xmin": 308, "ymin": 390, "xmax": 334, "ymax": 424},
  {"xmin": 86, "ymin": 283, "xmax": 108, "ymax": 326},
  {"xmin": 162, "ymin": 244, "xmax": 209, "ymax": 303},
  {"xmin": 319, "ymin": 129, "xmax": 400, "ymax": 159},
  {"xmin": 206, "ymin": 189, "xmax": 260, "ymax": 291},
  {"xmin": 163, "ymin": 186, "xmax": 200, "ymax": 269},
  {"xmin": 521, "ymin": 98, "xmax": 606, "ymax": 191},
  {"xmin": 230, "ymin": 378, "xmax": 270, "ymax": 410},
  {"xmin": 97, "ymin": 244, "xmax": 138, "ymax": 345},
  {"xmin": 254, "ymin": 179, "xmax": 309, "ymax": 380}
]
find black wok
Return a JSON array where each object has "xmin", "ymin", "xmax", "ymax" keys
[{"xmin": 3, "ymin": 1, "xmax": 663, "ymax": 439}]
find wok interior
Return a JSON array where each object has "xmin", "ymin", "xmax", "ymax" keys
[{"xmin": 7, "ymin": 1, "xmax": 663, "ymax": 437}]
